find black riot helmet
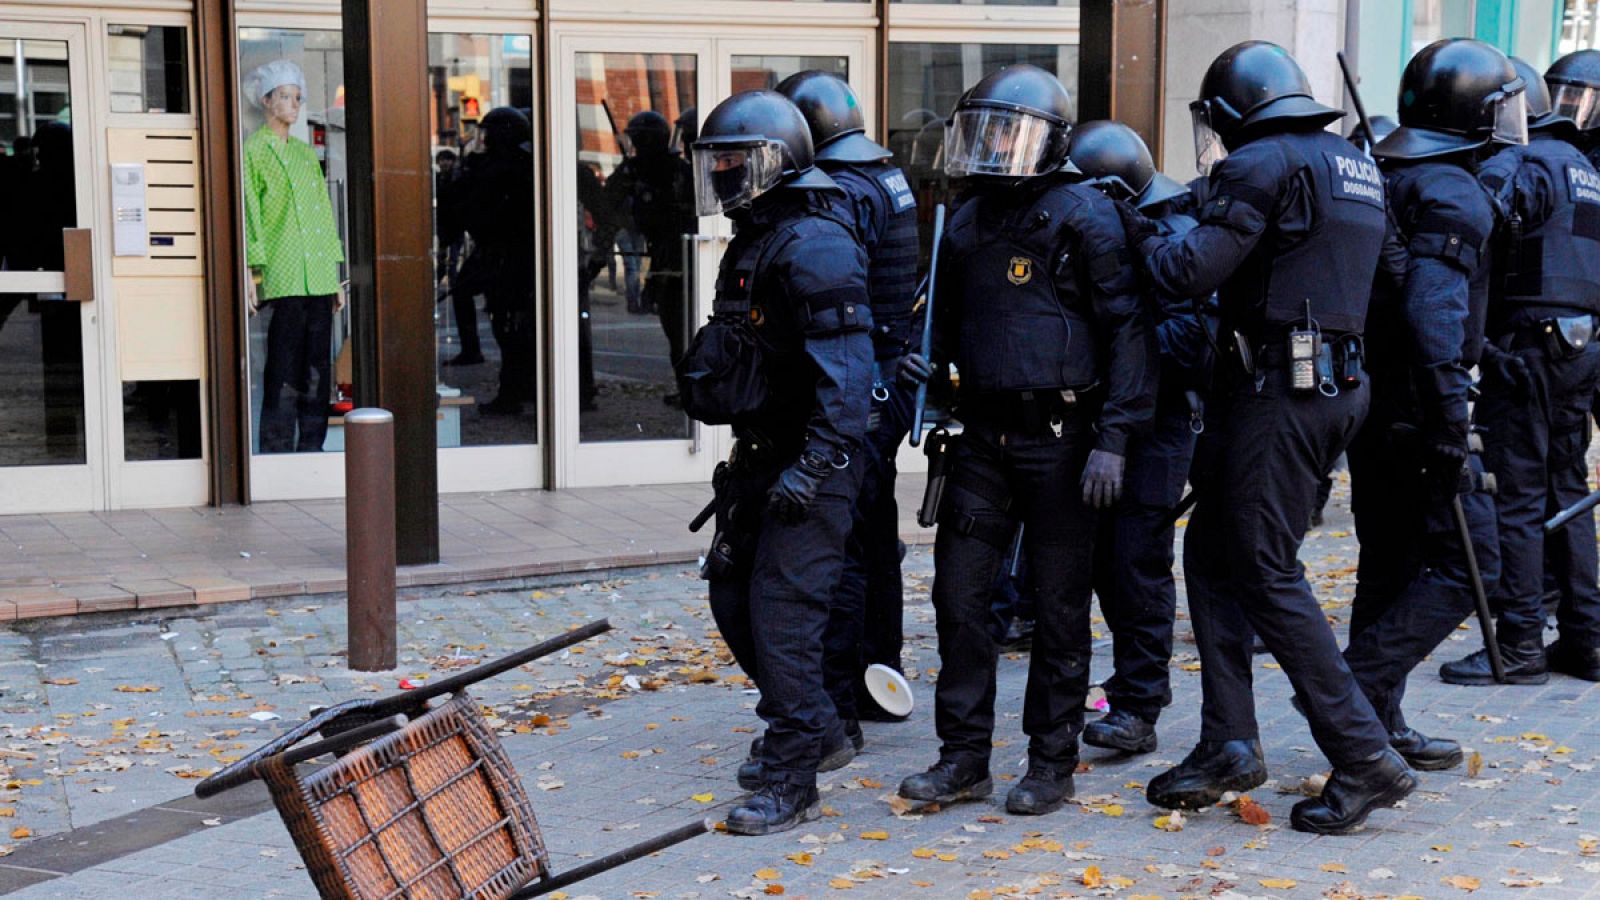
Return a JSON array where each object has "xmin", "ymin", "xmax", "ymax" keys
[
  {"xmin": 944, "ymin": 64, "xmax": 1075, "ymax": 180},
  {"xmin": 691, "ymin": 90, "xmax": 835, "ymax": 216},
  {"xmin": 1190, "ymin": 41, "xmax": 1343, "ymax": 173},
  {"xmin": 775, "ymin": 70, "xmax": 891, "ymax": 164},
  {"xmin": 1065, "ymin": 120, "xmax": 1187, "ymax": 210},
  {"xmin": 479, "ymin": 106, "xmax": 531, "ymax": 153},
  {"xmin": 1511, "ymin": 56, "xmax": 1578, "ymax": 139},
  {"xmin": 1346, "ymin": 115, "xmax": 1400, "ymax": 156},
  {"xmin": 1547, "ymin": 49, "xmax": 1600, "ymax": 136},
  {"xmin": 624, "ymin": 110, "xmax": 672, "ymax": 157},
  {"xmin": 1375, "ymin": 39, "xmax": 1528, "ymax": 161}
]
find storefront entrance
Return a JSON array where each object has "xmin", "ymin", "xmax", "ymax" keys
[
  {"xmin": 0, "ymin": 10, "xmax": 207, "ymax": 514},
  {"xmin": 550, "ymin": 24, "xmax": 873, "ymax": 487}
]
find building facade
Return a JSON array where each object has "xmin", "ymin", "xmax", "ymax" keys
[{"xmin": 3, "ymin": 0, "xmax": 1595, "ymax": 523}]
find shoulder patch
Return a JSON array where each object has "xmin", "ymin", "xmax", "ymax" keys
[
  {"xmin": 1323, "ymin": 151, "xmax": 1385, "ymax": 208},
  {"xmin": 878, "ymin": 170, "xmax": 916, "ymax": 213}
]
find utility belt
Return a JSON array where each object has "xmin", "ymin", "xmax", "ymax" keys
[
  {"xmin": 915, "ymin": 427, "xmax": 1017, "ymax": 548},
  {"xmin": 956, "ymin": 388, "xmax": 1094, "ymax": 435},
  {"xmin": 1494, "ymin": 313, "xmax": 1597, "ymax": 359},
  {"xmin": 692, "ymin": 434, "xmax": 808, "ymax": 581},
  {"xmin": 1234, "ymin": 329, "xmax": 1365, "ymax": 397}
]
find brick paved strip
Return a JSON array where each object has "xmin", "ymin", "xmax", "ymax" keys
[{"xmin": 0, "ymin": 482, "xmax": 934, "ymax": 621}]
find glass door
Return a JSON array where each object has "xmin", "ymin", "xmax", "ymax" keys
[
  {"xmin": 552, "ymin": 30, "xmax": 871, "ymax": 487},
  {"xmin": 0, "ymin": 22, "xmax": 105, "ymax": 514}
]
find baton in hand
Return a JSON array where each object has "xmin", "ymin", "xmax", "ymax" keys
[{"xmin": 909, "ymin": 204, "xmax": 947, "ymax": 448}]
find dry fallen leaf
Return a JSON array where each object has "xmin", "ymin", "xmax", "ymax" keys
[
  {"xmin": 1321, "ymin": 862, "xmax": 1348, "ymax": 873},
  {"xmin": 828, "ymin": 879, "xmax": 854, "ymax": 890},
  {"xmin": 754, "ymin": 868, "xmax": 780, "ymax": 881},
  {"xmin": 785, "ymin": 852, "xmax": 812, "ymax": 867},
  {"xmin": 1153, "ymin": 811, "xmax": 1185, "ymax": 832},
  {"xmin": 1081, "ymin": 866, "xmax": 1104, "ymax": 888},
  {"xmin": 1258, "ymin": 877, "xmax": 1298, "ymax": 889},
  {"xmin": 858, "ymin": 830, "xmax": 890, "ymax": 841},
  {"xmin": 43, "ymin": 678, "xmax": 78, "ymax": 686},
  {"xmin": 1467, "ymin": 751, "xmax": 1484, "ymax": 778},
  {"xmin": 1443, "ymin": 875, "xmax": 1482, "ymax": 892},
  {"xmin": 981, "ymin": 849, "xmax": 1011, "ymax": 860},
  {"xmin": 763, "ymin": 886, "xmax": 784, "ymax": 896},
  {"xmin": 911, "ymin": 848, "xmax": 936, "ymax": 859},
  {"xmin": 114, "ymin": 685, "xmax": 162, "ymax": 693},
  {"xmin": 690, "ymin": 792, "xmax": 714, "ymax": 804},
  {"xmin": 1235, "ymin": 795, "xmax": 1272, "ymax": 826},
  {"xmin": 8, "ymin": 827, "xmax": 29, "ymax": 840}
]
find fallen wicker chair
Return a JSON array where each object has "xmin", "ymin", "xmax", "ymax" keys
[{"xmin": 196, "ymin": 619, "xmax": 711, "ymax": 899}]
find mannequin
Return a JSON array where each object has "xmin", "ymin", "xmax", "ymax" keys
[{"xmin": 243, "ymin": 59, "xmax": 345, "ymax": 453}]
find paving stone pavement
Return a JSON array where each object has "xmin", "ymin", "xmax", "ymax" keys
[{"xmin": 4, "ymin": 478, "xmax": 1600, "ymax": 899}]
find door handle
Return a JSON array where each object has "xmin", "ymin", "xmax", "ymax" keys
[{"xmin": 63, "ymin": 229, "xmax": 93, "ymax": 302}]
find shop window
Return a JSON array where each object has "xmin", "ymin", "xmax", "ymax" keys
[
  {"xmin": 107, "ymin": 25, "xmax": 190, "ymax": 115},
  {"xmin": 892, "ymin": 0, "xmax": 1076, "ymax": 5},
  {"xmin": 572, "ymin": 51, "xmax": 698, "ymax": 444},
  {"xmin": 236, "ymin": 27, "xmax": 351, "ymax": 456},
  {"xmin": 731, "ymin": 55, "xmax": 847, "ymax": 93},
  {"xmin": 886, "ymin": 41, "xmax": 1078, "ymax": 258},
  {"xmin": 429, "ymin": 33, "xmax": 537, "ymax": 446},
  {"xmin": 123, "ymin": 380, "xmax": 201, "ymax": 460},
  {"xmin": 1411, "ymin": 0, "xmax": 1476, "ymax": 55}
]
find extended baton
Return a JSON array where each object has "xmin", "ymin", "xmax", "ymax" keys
[
  {"xmin": 909, "ymin": 204, "xmax": 947, "ymax": 447},
  {"xmin": 1337, "ymin": 51, "xmax": 1377, "ymax": 150},
  {"xmin": 1453, "ymin": 493, "xmax": 1506, "ymax": 683},
  {"xmin": 1546, "ymin": 486, "xmax": 1600, "ymax": 533}
]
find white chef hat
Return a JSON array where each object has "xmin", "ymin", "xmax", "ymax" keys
[{"xmin": 246, "ymin": 59, "xmax": 307, "ymax": 108}]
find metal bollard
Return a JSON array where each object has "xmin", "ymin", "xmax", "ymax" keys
[{"xmin": 344, "ymin": 408, "xmax": 397, "ymax": 671}]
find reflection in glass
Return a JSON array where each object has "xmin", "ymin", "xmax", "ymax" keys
[
  {"xmin": 1410, "ymin": 0, "xmax": 1476, "ymax": 55},
  {"xmin": 731, "ymin": 55, "xmax": 848, "ymax": 93},
  {"xmin": 887, "ymin": 42, "xmax": 1077, "ymax": 259},
  {"xmin": 238, "ymin": 28, "xmax": 348, "ymax": 455},
  {"xmin": 124, "ymin": 380, "xmax": 201, "ymax": 460},
  {"xmin": 430, "ymin": 33, "xmax": 537, "ymax": 446},
  {"xmin": 107, "ymin": 25, "xmax": 190, "ymax": 114},
  {"xmin": 892, "ymin": 0, "xmax": 1075, "ymax": 5},
  {"xmin": 0, "ymin": 40, "xmax": 85, "ymax": 467},
  {"xmin": 574, "ymin": 52, "xmax": 697, "ymax": 443}
]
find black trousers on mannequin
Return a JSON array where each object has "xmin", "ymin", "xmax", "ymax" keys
[{"xmin": 260, "ymin": 294, "xmax": 333, "ymax": 453}]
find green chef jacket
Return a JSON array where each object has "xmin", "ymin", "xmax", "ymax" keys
[{"xmin": 243, "ymin": 127, "xmax": 345, "ymax": 301}]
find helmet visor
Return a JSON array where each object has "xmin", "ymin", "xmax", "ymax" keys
[
  {"xmin": 1491, "ymin": 88, "xmax": 1530, "ymax": 146},
  {"xmin": 1552, "ymin": 83, "xmax": 1600, "ymax": 131},
  {"xmin": 692, "ymin": 141, "xmax": 786, "ymax": 216},
  {"xmin": 1191, "ymin": 104, "xmax": 1229, "ymax": 175},
  {"xmin": 943, "ymin": 108, "xmax": 1061, "ymax": 178}
]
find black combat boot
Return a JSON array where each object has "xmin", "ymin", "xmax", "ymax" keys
[
  {"xmin": 1146, "ymin": 740, "xmax": 1267, "ymax": 810},
  {"xmin": 1390, "ymin": 727, "xmax": 1462, "ymax": 771},
  {"xmin": 1006, "ymin": 761, "xmax": 1075, "ymax": 815},
  {"xmin": 1083, "ymin": 708, "xmax": 1158, "ymax": 754},
  {"xmin": 737, "ymin": 729, "xmax": 857, "ymax": 790},
  {"xmin": 1548, "ymin": 638, "xmax": 1600, "ymax": 682},
  {"xmin": 1439, "ymin": 639, "xmax": 1549, "ymax": 685},
  {"xmin": 1290, "ymin": 747, "xmax": 1417, "ymax": 835},
  {"xmin": 725, "ymin": 782, "xmax": 820, "ymax": 836},
  {"xmin": 898, "ymin": 758, "xmax": 993, "ymax": 805}
]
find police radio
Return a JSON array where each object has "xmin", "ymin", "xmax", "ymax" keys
[{"xmin": 1289, "ymin": 329, "xmax": 1318, "ymax": 393}]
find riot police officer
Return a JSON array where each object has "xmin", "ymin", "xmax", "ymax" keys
[
  {"xmin": 775, "ymin": 71, "xmax": 920, "ymax": 726},
  {"xmin": 1547, "ymin": 49, "xmax": 1600, "ymax": 168},
  {"xmin": 896, "ymin": 65, "xmax": 1157, "ymax": 816},
  {"xmin": 1064, "ymin": 121, "xmax": 1205, "ymax": 755},
  {"xmin": 1439, "ymin": 53, "xmax": 1600, "ymax": 685},
  {"xmin": 680, "ymin": 91, "xmax": 875, "ymax": 834},
  {"xmin": 1342, "ymin": 38, "xmax": 1522, "ymax": 767},
  {"xmin": 1122, "ymin": 41, "xmax": 1415, "ymax": 835}
]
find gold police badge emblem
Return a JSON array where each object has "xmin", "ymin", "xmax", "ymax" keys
[{"xmin": 1007, "ymin": 256, "xmax": 1033, "ymax": 285}]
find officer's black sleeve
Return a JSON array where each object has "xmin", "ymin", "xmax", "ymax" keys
[
  {"xmin": 1400, "ymin": 168, "xmax": 1495, "ymax": 443},
  {"xmin": 1070, "ymin": 192, "xmax": 1158, "ymax": 455},
  {"xmin": 775, "ymin": 222, "xmax": 876, "ymax": 459},
  {"xmin": 1137, "ymin": 142, "xmax": 1284, "ymax": 299}
]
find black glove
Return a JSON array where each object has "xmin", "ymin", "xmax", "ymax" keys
[
  {"xmin": 896, "ymin": 352, "xmax": 934, "ymax": 389},
  {"xmin": 1479, "ymin": 343, "xmax": 1529, "ymax": 397},
  {"xmin": 767, "ymin": 450, "xmax": 833, "ymax": 524},
  {"xmin": 1114, "ymin": 199, "xmax": 1158, "ymax": 247},
  {"xmin": 1081, "ymin": 449, "xmax": 1126, "ymax": 509},
  {"xmin": 1423, "ymin": 436, "xmax": 1469, "ymax": 495}
]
